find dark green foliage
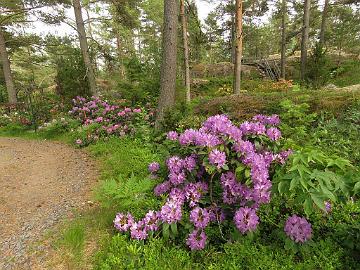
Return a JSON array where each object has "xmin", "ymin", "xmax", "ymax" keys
[
  {"xmin": 109, "ymin": 57, "xmax": 160, "ymax": 105},
  {"xmin": 54, "ymin": 47, "xmax": 91, "ymax": 102},
  {"xmin": 305, "ymin": 44, "xmax": 331, "ymax": 88},
  {"xmin": 310, "ymin": 102, "xmax": 360, "ymax": 163}
]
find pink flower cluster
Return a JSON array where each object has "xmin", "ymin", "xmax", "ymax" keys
[
  {"xmin": 114, "ymin": 114, "xmax": 295, "ymax": 250},
  {"xmin": 69, "ymin": 96, "xmax": 149, "ymax": 141}
]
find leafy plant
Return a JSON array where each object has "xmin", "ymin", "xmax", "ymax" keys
[{"xmin": 274, "ymin": 147, "xmax": 359, "ymax": 216}]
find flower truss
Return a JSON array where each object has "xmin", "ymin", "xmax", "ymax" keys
[{"xmin": 114, "ymin": 114, "xmax": 306, "ymax": 250}]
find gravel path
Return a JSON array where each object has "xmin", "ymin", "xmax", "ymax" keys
[{"xmin": 0, "ymin": 137, "xmax": 98, "ymax": 269}]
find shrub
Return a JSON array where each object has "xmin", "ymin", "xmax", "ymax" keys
[
  {"xmin": 69, "ymin": 96, "xmax": 153, "ymax": 146},
  {"xmin": 112, "ymin": 114, "xmax": 304, "ymax": 250}
]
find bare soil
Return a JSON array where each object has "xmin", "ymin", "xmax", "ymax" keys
[{"xmin": 0, "ymin": 137, "xmax": 99, "ymax": 269}]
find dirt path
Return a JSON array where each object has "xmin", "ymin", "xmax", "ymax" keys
[{"xmin": 0, "ymin": 137, "xmax": 98, "ymax": 270}]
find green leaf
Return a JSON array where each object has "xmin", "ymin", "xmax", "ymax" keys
[
  {"xmin": 319, "ymin": 183, "xmax": 337, "ymax": 202},
  {"xmin": 299, "ymin": 176, "xmax": 309, "ymax": 191},
  {"xmin": 162, "ymin": 223, "xmax": 170, "ymax": 240},
  {"xmin": 327, "ymin": 157, "xmax": 351, "ymax": 171},
  {"xmin": 303, "ymin": 198, "xmax": 313, "ymax": 217},
  {"xmin": 354, "ymin": 181, "xmax": 360, "ymax": 194},
  {"xmin": 278, "ymin": 181, "xmax": 288, "ymax": 194},
  {"xmin": 245, "ymin": 169, "xmax": 251, "ymax": 178},
  {"xmin": 170, "ymin": 223, "xmax": 178, "ymax": 236},
  {"xmin": 290, "ymin": 178, "xmax": 299, "ymax": 191},
  {"xmin": 236, "ymin": 164, "xmax": 246, "ymax": 174},
  {"xmin": 310, "ymin": 193, "xmax": 326, "ymax": 211}
]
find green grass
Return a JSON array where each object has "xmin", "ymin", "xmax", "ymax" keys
[
  {"xmin": 88, "ymin": 136, "xmax": 160, "ymax": 179},
  {"xmin": 60, "ymin": 222, "xmax": 85, "ymax": 260}
]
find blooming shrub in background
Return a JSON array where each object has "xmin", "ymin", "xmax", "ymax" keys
[
  {"xmin": 113, "ymin": 114, "xmax": 309, "ymax": 250},
  {"xmin": 69, "ymin": 96, "xmax": 154, "ymax": 145}
]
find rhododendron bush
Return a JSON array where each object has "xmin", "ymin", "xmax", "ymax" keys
[
  {"xmin": 114, "ymin": 114, "xmax": 312, "ymax": 250},
  {"xmin": 69, "ymin": 96, "xmax": 153, "ymax": 145}
]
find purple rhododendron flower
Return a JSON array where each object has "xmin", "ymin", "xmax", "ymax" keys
[
  {"xmin": 166, "ymin": 156, "xmax": 184, "ymax": 174},
  {"xmin": 234, "ymin": 207, "xmax": 259, "ymax": 234},
  {"xmin": 194, "ymin": 132, "xmax": 222, "ymax": 147},
  {"xmin": 189, "ymin": 207, "xmax": 210, "ymax": 229},
  {"xmin": 253, "ymin": 114, "xmax": 280, "ymax": 126},
  {"xmin": 143, "ymin": 210, "xmax": 159, "ymax": 231},
  {"xmin": 186, "ymin": 229, "xmax": 207, "ymax": 250},
  {"xmin": 154, "ymin": 181, "xmax": 171, "ymax": 196},
  {"xmin": 179, "ymin": 129, "xmax": 197, "ymax": 145},
  {"xmin": 133, "ymin": 108, "xmax": 142, "ymax": 113},
  {"xmin": 233, "ymin": 140, "xmax": 254, "ymax": 154},
  {"xmin": 209, "ymin": 149, "xmax": 226, "ymax": 169},
  {"xmin": 184, "ymin": 183, "xmax": 202, "ymax": 207},
  {"xmin": 169, "ymin": 171, "xmax": 186, "ymax": 185},
  {"xmin": 160, "ymin": 199, "xmax": 182, "ymax": 224},
  {"xmin": 167, "ymin": 131, "xmax": 179, "ymax": 141},
  {"xmin": 130, "ymin": 221, "xmax": 148, "ymax": 240},
  {"xmin": 284, "ymin": 215, "xmax": 312, "ymax": 243},
  {"xmin": 169, "ymin": 188, "xmax": 185, "ymax": 205},
  {"xmin": 266, "ymin": 127, "xmax": 282, "ymax": 141},
  {"xmin": 148, "ymin": 162, "xmax": 160, "ymax": 173},
  {"xmin": 184, "ymin": 155, "xmax": 197, "ymax": 172},
  {"xmin": 114, "ymin": 213, "xmax": 134, "ymax": 232}
]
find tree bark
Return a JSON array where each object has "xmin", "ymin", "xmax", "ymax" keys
[
  {"xmin": 231, "ymin": 0, "xmax": 236, "ymax": 63},
  {"xmin": 73, "ymin": 0, "xmax": 97, "ymax": 96},
  {"xmin": 300, "ymin": 0, "xmax": 311, "ymax": 81},
  {"xmin": 233, "ymin": 0, "xmax": 243, "ymax": 94},
  {"xmin": 280, "ymin": 0, "xmax": 287, "ymax": 79},
  {"xmin": 0, "ymin": 27, "xmax": 17, "ymax": 104},
  {"xmin": 319, "ymin": 0, "xmax": 330, "ymax": 48},
  {"xmin": 155, "ymin": 0, "xmax": 179, "ymax": 130},
  {"xmin": 116, "ymin": 34, "xmax": 126, "ymax": 79},
  {"xmin": 180, "ymin": 0, "xmax": 191, "ymax": 103},
  {"xmin": 155, "ymin": 0, "xmax": 179, "ymax": 129},
  {"xmin": 84, "ymin": 5, "xmax": 98, "ymax": 72}
]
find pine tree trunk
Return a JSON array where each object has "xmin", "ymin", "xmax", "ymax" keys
[
  {"xmin": 300, "ymin": 0, "xmax": 311, "ymax": 81},
  {"xmin": 180, "ymin": 0, "xmax": 191, "ymax": 103},
  {"xmin": 85, "ymin": 6, "xmax": 98, "ymax": 73},
  {"xmin": 319, "ymin": 0, "xmax": 330, "ymax": 48},
  {"xmin": 155, "ymin": 0, "xmax": 179, "ymax": 129},
  {"xmin": 233, "ymin": 0, "xmax": 243, "ymax": 95},
  {"xmin": 280, "ymin": 0, "xmax": 287, "ymax": 79},
  {"xmin": 73, "ymin": 0, "xmax": 97, "ymax": 96},
  {"xmin": 0, "ymin": 27, "xmax": 17, "ymax": 104},
  {"xmin": 116, "ymin": 34, "xmax": 126, "ymax": 79},
  {"xmin": 231, "ymin": 0, "xmax": 236, "ymax": 64}
]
